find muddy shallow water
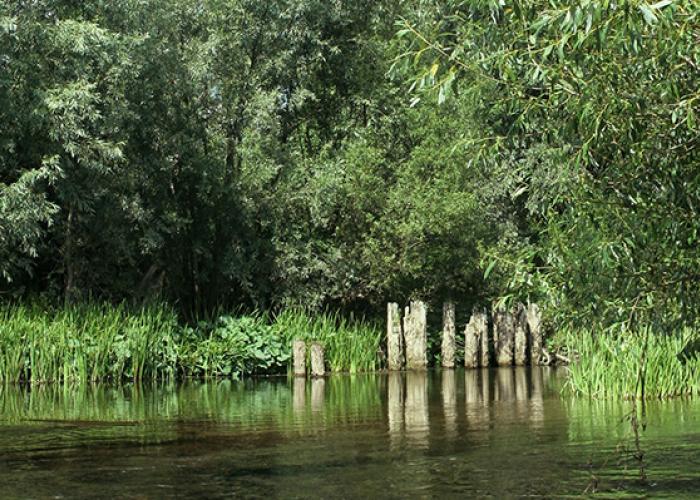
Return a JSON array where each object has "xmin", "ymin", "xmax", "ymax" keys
[{"xmin": 1, "ymin": 368, "xmax": 699, "ymax": 498}]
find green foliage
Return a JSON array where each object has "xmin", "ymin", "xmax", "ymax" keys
[
  {"xmin": 273, "ymin": 309, "xmax": 383, "ymax": 373},
  {"xmin": 0, "ymin": 303, "xmax": 382, "ymax": 383},
  {"xmin": 399, "ymin": 0, "xmax": 700, "ymax": 328},
  {"xmin": 177, "ymin": 315, "xmax": 290, "ymax": 378},
  {"xmin": 563, "ymin": 328, "xmax": 700, "ymax": 399},
  {"xmin": 0, "ymin": 302, "xmax": 178, "ymax": 383}
]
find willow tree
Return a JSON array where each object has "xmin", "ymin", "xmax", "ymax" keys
[{"xmin": 398, "ymin": 0, "xmax": 700, "ymax": 328}]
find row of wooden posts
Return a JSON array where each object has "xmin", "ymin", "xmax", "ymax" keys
[
  {"xmin": 292, "ymin": 340, "xmax": 326, "ymax": 377},
  {"xmin": 292, "ymin": 300, "xmax": 544, "ymax": 375},
  {"xmin": 388, "ymin": 301, "xmax": 544, "ymax": 370}
]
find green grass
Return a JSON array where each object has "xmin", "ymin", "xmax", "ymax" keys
[
  {"xmin": 0, "ymin": 303, "xmax": 383, "ymax": 384},
  {"xmin": 273, "ymin": 309, "xmax": 383, "ymax": 373},
  {"xmin": 0, "ymin": 302, "xmax": 178, "ymax": 384},
  {"xmin": 563, "ymin": 327, "xmax": 700, "ymax": 400}
]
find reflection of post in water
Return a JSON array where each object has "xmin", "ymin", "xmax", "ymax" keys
[
  {"xmin": 495, "ymin": 368, "xmax": 515, "ymax": 402},
  {"xmin": 464, "ymin": 369, "xmax": 490, "ymax": 434},
  {"xmin": 529, "ymin": 366, "xmax": 545, "ymax": 428},
  {"xmin": 481, "ymin": 368, "xmax": 491, "ymax": 406},
  {"xmin": 441, "ymin": 369, "xmax": 457, "ymax": 437},
  {"xmin": 404, "ymin": 371, "xmax": 429, "ymax": 448},
  {"xmin": 514, "ymin": 367, "xmax": 529, "ymax": 421},
  {"xmin": 311, "ymin": 378, "xmax": 325, "ymax": 412},
  {"xmin": 293, "ymin": 377, "xmax": 306, "ymax": 415},
  {"xmin": 388, "ymin": 372, "xmax": 404, "ymax": 449},
  {"xmin": 465, "ymin": 369, "xmax": 480, "ymax": 404},
  {"xmin": 515, "ymin": 367, "xmax": 528, "ymax": 401}
]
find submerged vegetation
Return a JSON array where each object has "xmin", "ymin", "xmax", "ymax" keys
[{"xmin": 0, "ymin": 303, "xmax": 382, "ymax": 383}]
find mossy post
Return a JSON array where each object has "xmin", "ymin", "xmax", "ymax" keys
[
  {"xmin": 527, "ymin": 303, "xmax": 543, "ymax": 365},
  {"xmin": 293, "ymin": 339, "xmax": 306, "ymax": 377},
  {"xmin": 514, "ymin": 303, "xmax": 528, "ymax": 366},
  {"xmin": 404, "ymin": 301, "xmax": 427, "ymax": 370},
  {"xmin": 465, "ymin": 309, "xmax": 489, "ymax": 368},
  {"xmin": 387, "ymin": 302, "xmax": 403, "ymax": 370},
  {"xmin": 441, "ymin": 301, "xmax": 456, "ymax": 368},
  {"xmin": 310, "ymin": 342, "xmax": 325, "ymax": 377},
  {"xmin": 493, "ymin": 306, "xmax": 515, "ymax": 367}
]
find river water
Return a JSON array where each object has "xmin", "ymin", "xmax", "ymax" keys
[{"xmin": 1, "ymin": 368, "xmax": 699, "ymax": 498}]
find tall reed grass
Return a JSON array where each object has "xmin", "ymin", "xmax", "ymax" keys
[
  {"xmin": 0, "ymin": 302, "xmax": 178, "ymax": 384},
  {"xmin": 273, "ymin": 309, "xmax": 383, "ymax": 373},
  {"xmin": 563, "ymin": 327, "xmax": 700, "ymax": 399},
  {"xmin": 0, "ymin": 303, "xmax": 384, "ymax": 383}
]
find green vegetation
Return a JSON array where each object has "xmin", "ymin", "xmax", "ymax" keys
[
  {"xmin": 1, "ymin": 1, "xmax": 699, "ymax": 396},
  {"xmin": 0, "ymin": 303, "xmax": 382, "ymax": 383},
  {"xmin": 0, "ymin": 303, "xmax": 178, "ymax": 383},
  {"xmin": 563, "ymin": 328, "xmax": 700, "ymax": 400}
]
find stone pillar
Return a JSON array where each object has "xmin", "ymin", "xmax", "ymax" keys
[
  {"xmin": 387, "ymin": 303, "xmax": 403, "ymax": 370},
  {"xmin": 514, "ymin": 303, "xmax": 528, "ymax": 366},
  {"xmin": 527, "ymin": 303, "xmax": 543, "ymax": 365},
  {"xmin": 310, "ymin": 342, "xmax": 325, "ymax": 377},
  {"xmin": 441, "ymin": 302, "xmax": 456, "ymax": 368},
  {"xmin": 465, "ymin": 309, "xmax": 487, "ymax": 368},
  {"xmin": 493, "ymin": 306, "xmax": 515, "ymax": 367},
  {"xmin": 404, "ymin": 301, "xmax": 427, "ymax": 370},
  {"xmin": 293, "ymin": 339, "xmax": 306, "ymax": 377}
]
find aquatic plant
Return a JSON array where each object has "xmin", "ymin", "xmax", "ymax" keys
[
  {"xmin": 563, "ymin": 327, "xmax": 700, "ymax": 400},
  {"xmin": 177, "ymin": 314, "xmax": 290, "ymax": 378},
  {"xmin": 0, "ymin": 302, "xmax": 178, "ymax": 384},
  {"xmin": 0, "ymin": 303, "xmax": 383, "ymax": 383},
  {"xmin": 273, "ymin": 309, "xmax": 383, "ymax": 373}
]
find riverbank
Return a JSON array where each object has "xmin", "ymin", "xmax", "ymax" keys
[
  {"xmin": 1, "ymin": 302, "xmax": 699, "ymax": 400},
  {"xmin": 0, "ymin": 303, "xmax": 381, "ymax": 383}
]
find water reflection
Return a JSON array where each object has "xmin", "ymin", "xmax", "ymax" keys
[
  {"xmin": 404, "ymin": 371, "xmax": 430, "ymax": 449},
  {"xmin": 1, "ymin": 369, "xmax": 698, "ymax": 498},
  {"xmin": 441, "ymin": 370, "xmax": 457, "ymax": 438}
]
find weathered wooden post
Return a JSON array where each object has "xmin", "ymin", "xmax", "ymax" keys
[
  {"xmin": 479, "ymin": 310, "xmax": 490, "ymax": 367},
  {"xmin": 387, "ymin": 302, "xmax": 403, "ymax": 370},
  {"xmin": 404, "ymin": 301, "xmax": 427, "ymax": 370},
  {"xmin": 527, "ymin": 303, "xmax": 543, "ymax": 365},
  {"xmin": 514, "ymin": 303, "xmax": 528, "ymax": 366},
  {"xmin": 465, "ymin": 309, "xmax": 488, "ymax": 368},
  {"xmin": 441, "ymin": 301, "xmax": 456, "ymax": 368},
  {"xmin": 310, "ymin": 342, "xmax": 325, "ymax": 377},
  {"xmin": 293, "ymin": 339, "xmax": 306, "ymax": 377},
  {"xmin": 493, "ymin": 306, "xmax": 515, "ymax": 367}
]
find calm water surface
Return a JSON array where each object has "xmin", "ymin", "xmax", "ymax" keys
[{"xmin": 1, "ymin": 368, "xmax": 699, "ymax": 498}]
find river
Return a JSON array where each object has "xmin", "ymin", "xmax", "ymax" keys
[{"xmin": 1, "ymin": 368, "xmax": 698, "ymax": 497}]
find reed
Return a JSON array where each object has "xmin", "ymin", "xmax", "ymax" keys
[
  {"xmin": 0, "ymin": 303, "xmax": 383, "ymax": 383},
  {"xmin": 563, "ymin": 327, "xmax": 700, "ymax": 400},
  {"xmin": 273, "ymin": 309, "xmax": 383, "ymax": 373},
  {"xmin": 0, "ymin": 302, "xmax": 178, "ymax": 384}
]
